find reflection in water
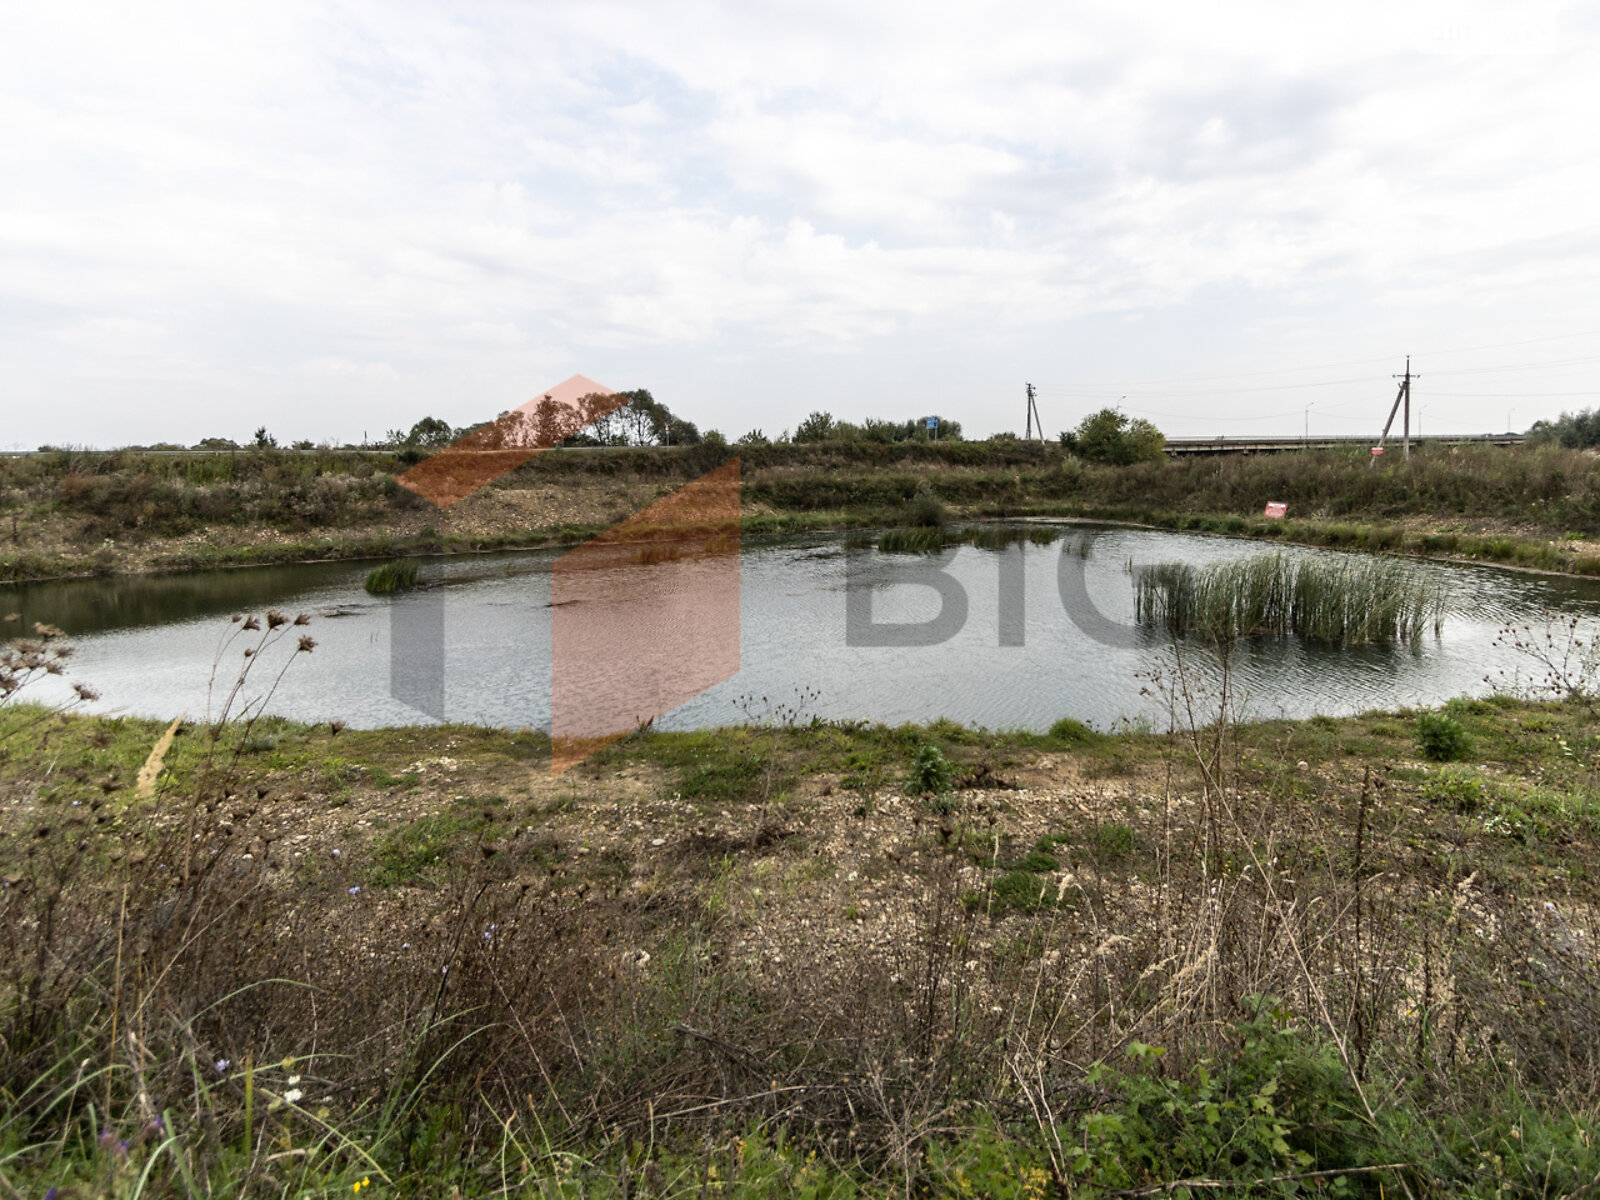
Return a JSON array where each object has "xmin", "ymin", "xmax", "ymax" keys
[
  {"xmin": 1, "ymin": 560, "xmax": 372, "ymax": 636},
  {"xmin": 6, "ymin": 526, "xmax": 1600, "ymax": 733}
]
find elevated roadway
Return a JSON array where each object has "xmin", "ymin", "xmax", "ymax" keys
[{"xmin": 1164, "ymin": 433, "xmax": 1524, "ymax": 456}]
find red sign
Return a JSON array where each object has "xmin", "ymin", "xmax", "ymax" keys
[
  {"xmin": 1371, "ymin": 446, "xmax": 1385, "ymax": 456},
  {"xmin": 1263, "ymin": 502, "xmax": 1287, "ymax": 519}
]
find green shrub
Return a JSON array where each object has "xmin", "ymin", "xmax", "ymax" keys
[
  {"xmin": 1416, "ymin": 710, "xmax": 1474, "ymax": 762},
  {"xmin": 899, "ymin": 482, "xmax": 948, "ymax": 528},
  {"xmin": 1088, "ymin": 822, "xmax": 1137, "ymax": 860},
  {"xmin": 1016, "ymin": 847, "xmax": 1060, "ymax": 872},
  {"xmin": 965, "ymin": 868, "xmax": 1064, "ymax": 914},
  {"xmin": 905, "ymin": 742, "xmax": 954, "ymax": 795},
  {"xmin": 1047, "ymin": 717, "xmax": 1101, "ymax": 745},
  {"xmin": 1069, "ymin": 999, "xmax": 1411, "ymax": 1192}
]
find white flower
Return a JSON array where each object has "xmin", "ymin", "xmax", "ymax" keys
[{"xmin": 283, "ymin": 1088, "xmax": 304, "ymax": 1105}]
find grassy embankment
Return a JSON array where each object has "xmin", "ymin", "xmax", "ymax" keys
[
  {"xmin": 6, "ymin": 441, "xmax": 1600, "ymax": 583},
  {"xmin": 4, "ymin": 609, "xmax": 1600, "ymax": 1195}
]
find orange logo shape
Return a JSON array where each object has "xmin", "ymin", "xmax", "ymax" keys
[
  {"xmin": 551, "ymin": 460, "xmax": 741, "ymax": 773},
  {"xmin": 397, "ymin": 374, "xmax": 625, "ymax": 508}
]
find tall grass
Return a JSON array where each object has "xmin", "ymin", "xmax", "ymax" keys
[
  {"xmin": 363, "ymin": 559, "xmax": 419, "ymax": 595},
  {"xmin": 1135, "ymin": 551, "xmax": 1444, "ymax": 644},
  {"xmin": 8, "ymin": 608, "xmax": 1600, "ymax": 1196},
  {"xmin": 876, "ymin": 525, "xmax": 945, "ymax": 553}
]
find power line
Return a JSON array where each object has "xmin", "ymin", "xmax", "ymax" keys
[
  {"xmin": 1116, "ymin": 405, "xmax": 1311, "ymax": 422},
  {"xmin": 1426, "ymin": 353, "xmax": 1600, "ymax": 377},
  {"xmin": 1035, "ymin": 356, "xmax": 1600, "ymax": 398},
  {"xmin": 1423, "ymin": 390, "xmax": 1600, "ymax": 398},
  {"xmin": 1029, "ymin": 327, "xmax": 1600, "ymax": 394},
  {"xmin": 1413, "ymin": 327, "xmax": 1600, "ymax": 358},
  {"xmin": 1034, "ymin": 374, "xmax": 1384, "ymax": 398}
]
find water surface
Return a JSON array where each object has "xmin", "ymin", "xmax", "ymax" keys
[{"xmin": 7, "ymin": 525, "xmax": 1597, "ymax": 732}]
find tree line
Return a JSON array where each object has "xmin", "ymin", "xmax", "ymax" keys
[
  {"xmin": 1528, "ymin": 407, "xmax": 1600, "ymax": 449},
  {"xmin": 184, "ymin": 398, "xmax": 1169, "ymax": 466}
]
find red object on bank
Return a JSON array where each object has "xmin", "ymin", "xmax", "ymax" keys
[
  {"xmin": 1371, "ymin": 446, "xmax": 1385, "ymax": 456},
  {"xmin": 1263, "ymin": 502, "xmax": 1287, "ymax": 519}
]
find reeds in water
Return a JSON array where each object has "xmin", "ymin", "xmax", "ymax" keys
[
  {"xmin": 878, "ymin": 526, "xmax": 947, "ymax": 553},
  {"xmin": 963, "ymin": 525, "xmax": 1067, "ymax": 551},
  {"xmin": 364, "ymin": 559, "xmax": 420, "ymax": 595},
  {"xmin": 876, "ymin": 524, "xmax": 1068, "ymax": 553},
  {"xmin": 1134, "ymin": 552, "xmax": 1444, "ymax": 645}
]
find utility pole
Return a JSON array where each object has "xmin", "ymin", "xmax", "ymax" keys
[
  {"xmin": 1025, "ymin": 382, "xmax": 1037, "ymax": 440},
  {"xmin": 1394, "ymin": 355, "xmax": 1418, "ymax": 460},
  {"xmin": 1372, "ymin": 356, "xmax": 1419, "ymax": 466}
]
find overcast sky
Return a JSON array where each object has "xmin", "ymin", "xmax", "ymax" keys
[{"xmin": 4, "ymin": 1, "xmax": 1598, "ymax": 447}]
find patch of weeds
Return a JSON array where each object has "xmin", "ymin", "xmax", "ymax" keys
[
  {"xmin": 838, "ymin": 747, "xmax": 890, "ymax": 797},
  {"xmin": 1420, "ymin": 767, "xmax": 1491, "ymax": 813},
  {"xmin": 1087, "ymin": 822, "xmax": 1137, "ymax": 861},
  {"xmin": 368, "ymin": 813, "xmax": 478, "ymax": 887},
  {"xmin": 498, "ymin": 729, "xmax": 551, "ymax": 762},
  {"xmin": 701, "ymin": 854, "xmax": 737, "ymax": 923},
  {"xmin": 1482, "ymin": 803, "xmax": 1539, "ymax": 843},
  {"xmin": 679, "ymin": 752, "xmax": 766, "ymax": 804},
  {"xmin": 650, "ymin": 730, "xmax": 788, "ymax": 805},
  {"xmin": 584, "ymin": 846, "xmax": 633, "ymax": 889},
  {"xmin": 1081, "ymin": 745, "xmax": 1135, "ymax": 778},
  {"xmin": 921, "ymin": 792, "xmax": 961, "ymax": 818},
  {"xmin": 927, "ymin": 717, "xmax": 984, "ymax": 746},
  {"xmin": 367, "ymin": 766, "xmax": 420, "ymax": 790},
  {"xmin": 1522, "ymin": 788, "xmax": 1600, "ymax": 835},
  {"xmin": 1046, "ymin": 717, "xmax": 1103, "ymax": 747},
  {"xmin": 317, "ymin": 756, "xmax": 359, "ymax": 800},
  {"xmin": 794, "ymin": 855, "xmax": 837, "ymax": 882},
  {"xmin": 966, "ymin": 869, "xmax": 1066, "ymax": 914}
]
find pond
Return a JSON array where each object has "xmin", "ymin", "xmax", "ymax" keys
[{"xmin": 6, "ymin": 524, "xmax": 1599, "ymax": 733}]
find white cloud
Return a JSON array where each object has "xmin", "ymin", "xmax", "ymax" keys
[{"xmin": 1, "ymin": 0, "xmax": 1597, "ymax": 443}]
